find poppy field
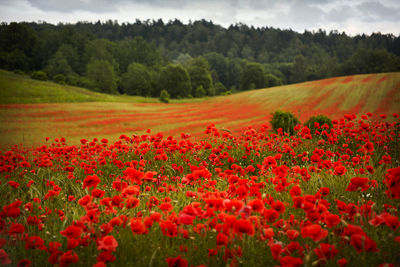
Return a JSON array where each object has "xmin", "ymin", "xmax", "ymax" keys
[
  {"xmin": 1, "ymin": 110, "xmax": 400, "ymax": 267},
  {"xmin": 1, "ymin": 71, "xmax": 400, "ymax": 149}
]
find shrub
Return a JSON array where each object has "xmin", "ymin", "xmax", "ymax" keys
[
  {"xmin": 215, "ymin": 82, "xmax": 227, "ymax": 95},
  {"xmin": 265, "ymin": 74, "xmax": 283, "ymax": 87},
  {"xmin": 195, "ymin": 86, "xmax": 206, "ymax": 98},
  {"xmin": 160, "ymin": 89, "xmax": 170, "ymax": 103},
  {"xmin": 13, "ymin": 69, "xmax": 24, "ymax": 75},
  {"xmin": 31, "ymin": 71, "xmax": 47, "ymax": 81},
  {"xmin": 304, "ymin": 114, "xmax": 333, "ymax": 133},
  {"xmin": 270, "ymin": 110, "xmax": 300, "ymax": 135},
  {"xmin": 77, "ymin": 77, "xmax": 94, "ymax": 89},
  {"xmin": 53, "ymin": 74, "xmax": 66, "ymax": 84}
]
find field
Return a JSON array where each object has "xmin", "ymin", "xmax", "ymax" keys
[
  {"xmin": 0, "ymin": 70, "xmax": 399, "ymax": 149},
  {"xmin": 0, "ymin": 70, "xmax": 400, "ymax": 267},
  {"xmin": 0, "ymin": 112, "xmax": 399, "ymax": 267}
]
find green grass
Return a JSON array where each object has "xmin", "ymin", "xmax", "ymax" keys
[
  {"xmin": 0, "ymin": 70, "xmax": 212, "ymax": 104},
  {"xmin": 0, "ymin": 70, "xmax": 159, "ymax": 104}
]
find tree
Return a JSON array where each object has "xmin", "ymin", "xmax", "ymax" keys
[
  {"xmin": 121, "ymin": 63, "xmax": 152, "ymax": 96},
  {"xmin": 187, "ymin": 57, "xmax": 213, "ymax": 96},
  {"xmin": 45, "ymin": 50, "xmax": 74, "ymax": 78},
  {"xmin": 84, "ymin": 39, "xmax": 119, "ymax": 73},
  {"xmin": 195, "ymin": 86, "xmax": 206, "ymax": 98},
  {"xmin": 0, "ymin": 22, "xmax": 37, "ymax": 58},
  {"xmin": 116, "ymin": 37, "xmax": 162, "ymax": 73},
  {"xmin": 0, "ymin": 49, "xmax": 30, "ymax": 71},
  {"xmin": 204, "ymin": 52, "xmax": 229, "ymax": 87},
  {"xmin": 290, "ymin": 55, "xmax": 307, "ymax": 83},
  {"xmin": 86, "ymin": 59, "xmax": 118, "ymax": 94},
  {"xmin": 240, "ymin": 63, "xmax": 266, "ymax": 90},
  {"xmin": 214, "ymin": 82, "xmax": 228, "ymax": 95},
  {"xmin": 158, "ymin": 64, "xmax": 191, "ymax": 98},
  {"xmin": 265, "ymin": 74, "xmax": 283, "ymax": 87},
  {"xmin": 338, "ymin": 48, "xmax": 400, "ymax": 75}
]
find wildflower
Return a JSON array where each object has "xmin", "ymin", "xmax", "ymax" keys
[
  {"xmin": 97, "ymin": 235, "xmax": 118, "ymax": 252},
  {"xmin": 301, "ymin": 224, "xmax": 328, "ymax": 242}
]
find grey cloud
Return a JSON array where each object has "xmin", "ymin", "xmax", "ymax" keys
[
  {"xmin": 324, "ymin": 5, "xmax": 355, "ymax": 22},
  {"xmin": 357, "ymin": 1, "xmax": 400, "ymax": 21},
  {"xmin": 27, "ymin": 0, "xmax": 121, "ymax": 13}
]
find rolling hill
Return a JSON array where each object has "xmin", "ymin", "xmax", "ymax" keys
[{"xmin": 0, "ymin": 70, "xmax": 399, "ymax": 148}]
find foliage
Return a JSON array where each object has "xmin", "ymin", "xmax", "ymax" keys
[
  {"xmin": 270, "ymin": 110, "xmax": 300, "ymax": 135},
  {"xmin": 53, "ymin": 74, "xmax": 66, "ymax": 84},
  {"xmin": 240, "ymin": 62, "xmax": 266, "ymax": 90},
  {"xmin": 86, "ymin": 59, "xmax": 118, "ymax": 94},
  {"xmin": 158, "ymin": 64, "xmax": 191, "ymax": 98},
  {"xmin": 0, "ymin": 21, "xmax": 400, "ymax": 98},
  {"xmin": 214, "ymin": 82, "xmax": 228, "ymax": 95},
  {"xmin": 30, "ymin": 70, "xmax": 47, "ymax": 81},
  {"xmin": 187, "ymin": 57, "xmax": 214, "ymax": 96},
  {"xmin": 159, "ymin": 89, "xmax": 170, "ymax": 103},
  {"xmin": 304, "ymin": 114, "xmax": 333, "ymax": 134},
  {"xmin": 121, "ymin": 63, "xmax": 152, "ymax": 96},
  {"xmin": 265, "ymin": 73, "xmax": 283, "ymax": 87},
  {"xmin": 195, "ymin": 85, "xmax": 206, "ymax": 98},
  {"xmin": 337, "ymin": 48, "xmax": 400, "ymax": 75},
  {"xmin": 45, "ymin": 50, "xmax": 74, "ymax": 78}
]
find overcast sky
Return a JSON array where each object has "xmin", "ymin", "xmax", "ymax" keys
[{"xmin": 1, "ymin": 0, "xmax": 399, "ymax": 36}]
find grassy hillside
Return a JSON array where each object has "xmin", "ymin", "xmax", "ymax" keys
[
  {"xmin": 0, "ymin": 71, "xmax": 399, "ymax": 148},
  {"xmin": 0, "ymin": 70, "xmax": 158, "ymax": 104}
]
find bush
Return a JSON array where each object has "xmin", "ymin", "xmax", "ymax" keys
[
  {"xmin": 13, "ymin": 69, "xmax": 24, "ymax": 75},
  {"xmin": 31, "ymin": 71, "xmax": 47, "ymax": 81},
  {"xmin": 265, "ymin": 74, "xmax": 283, "ymax": 87},
  {"xmin": 77, "ymin": 77, "xmax": 94, "ymax": 89},
  {"xmin": 270, "ymin": 110, "xmax": 300, "ymax": 135},
  {"xmin": 160, "ymin": 89, "xmax": 170, "ymax": 103},
  {"xmin": 304, "ymin": 114, "xmax": 333, "ymax": 133},
  {"xmin": 53, "ymin": 74, "xmax": 66, "ymax": 84},
  {"xmin": 215, "ymin": 82, "xmax": 227, "ymax": 95},
  {"xmin": 195, "ymin": 86, "xmax": 206, "ymax": 98}
]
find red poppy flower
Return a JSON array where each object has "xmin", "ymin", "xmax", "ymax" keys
[
  {"xmin": 17, "ymin": 259, "xmax": 31, "ymax": 267},
  {"xmin": 59, "ymin": 250, "xmax": 79, "ymax": 267},
  {"xmin": 248, "ymin": 199, "xmax": 264, "ymax": 212},
  {"xmin": 334, "ymin": 165, "xmax": 346, "ymax": 176},
  {"xmin": 8, "ymin": 223, "xmax": 25, "ymax": 235},
  {"xmin": 166, "ymin": 255, "xmax": 188, "ymax": 267},
  {"xmin": 0, "ymin": 249, "xmax": 11, "ymax": 265},
  {"xmin": 384, "ymin": 167, "xmax": 400, "ymax": 199},
  {"xmin": 216, "ymin": 232, "xmax": 229, "ymax": 246},
  {"xmin": 97, "ymin": 235, "xmax": 118, "ymax": 252},
  {"xmin": 82, "ymin": 175, "xmax": 101, "ymax": 190},
  {"xmin": 286, "ymin": 229, "xmax": 299, "ymax": 240},
  {"xmin": 130, "ymin": 218, "xmax": 146, "ymax": 235},
  {"xmin": 314, "ymin": 243, "xmax": 338, "ymax": 260},
  {"xmin": 279, "ymin": 256, "xmax": 303, "ymax": 267},
  {"xmin": 60, "ymin": 225, "xmax": 82, "ymax": 239},
  {"xmin": 301, "ymin": 224, "xmax": 328, "ymax": 242},
  {"xmin": 233, "ymin": 219, "xmax": 255, "ymax": 236},
  {"xmin": 324, "ymin": 213, "xmax": 341, "ymax": 228},
  {"xmin": 350, "ymin": 234, "xmax": 378, "ymax": 253},
  {"xmin": 346, "ymin": 177, "xmax": 370, "ymax": 192}
]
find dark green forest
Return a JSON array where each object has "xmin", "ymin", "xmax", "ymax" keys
[{"xmin": 1, "ymin": 19, "xmax": 400, "ymax": 98}]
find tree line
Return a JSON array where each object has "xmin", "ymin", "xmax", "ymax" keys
[{"xmin": 1, "ymin": 20, "xmax": 399, "ymax": 98}]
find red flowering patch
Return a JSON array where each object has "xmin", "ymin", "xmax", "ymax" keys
[{"xmin": 0, "ymin": 112, "xmax": 399, "ymax": 266}]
